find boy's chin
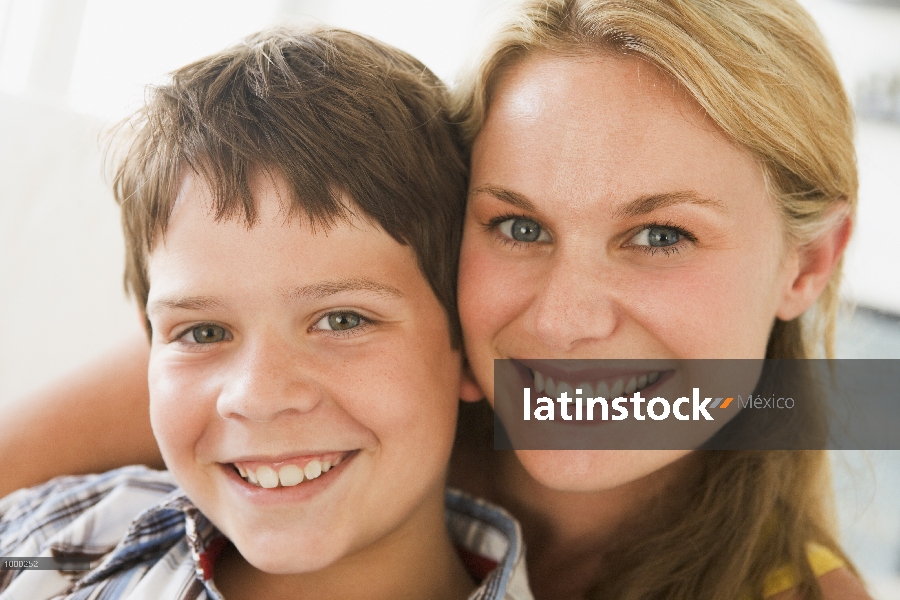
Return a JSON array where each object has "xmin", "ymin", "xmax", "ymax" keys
[{"xmin": 231, "ymin": 532, "xmax": 348, "ymax": 575}]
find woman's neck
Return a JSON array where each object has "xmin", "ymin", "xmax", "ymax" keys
[{"xmin": 450, "ymin": 440, "xmax": 701, "ymax": 600}]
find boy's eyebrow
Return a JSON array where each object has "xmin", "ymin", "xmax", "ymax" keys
[
  {"xmin": 287, "ymin": 278, "xmax": 405, "ymax": 301},
  {"xmin": 147, "ymin": 295, "xmax": 227, "ymax": 314}
]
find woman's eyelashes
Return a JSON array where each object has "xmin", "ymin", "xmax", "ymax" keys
[
  {"xmin": 627, "ymin": 223, "xmax": 696, "ymax": 256},
  {"xmin": 488, "ymin": 213, "xmax": 696, "ymax": 257},
  {"xmin": 490, "ymin": 215, "xmax": 552, "ymax": 247}
]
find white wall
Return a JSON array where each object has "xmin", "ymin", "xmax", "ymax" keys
[
  {"xmin": 798, "ymin": 0, "xmax": 900, "ymax": 315},
  {"xmin": 1, "ymin": 0, "xmax": 900, "ymax": 596},
  {"xmin": 0, "ymin": 94, "xmax": 138, "ymax": 403},
  {"xmin": 0, "ymin": 0, "xmax": 501, "ymax": 403}
]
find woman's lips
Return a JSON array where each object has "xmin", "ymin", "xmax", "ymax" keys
[{"xmin": 512, "ymin": 359, "xmax": 674, "ymax": 399}]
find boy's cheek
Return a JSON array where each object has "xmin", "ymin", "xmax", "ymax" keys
[{"xmin": 148, "ymin": 359, "xmax": 219, "ymax": 464}]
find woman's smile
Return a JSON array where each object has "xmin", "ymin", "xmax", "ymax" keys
[
  {"xmin": 458, "ymin": 52, "xmax": 801, "ymax": 492},
  {"xmin": 460, "ymin": 52, "xmax": 793, "ymax": 372}
]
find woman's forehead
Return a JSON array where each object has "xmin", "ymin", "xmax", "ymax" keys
[
  {"xmin": 492, "ymin": 52, "xmax": 703, "ymax": 119},
  {"xmin": 472, "ymin": 52, "xmax": 764, "ymax": 215}
]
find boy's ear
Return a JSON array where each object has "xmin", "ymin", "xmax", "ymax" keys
[
  {"xmin": 459, "ymin": 360, "xmax": 485, "ymax": 403},
  {"xmin": 776, "ymin": 208, "xmax": 852, "ymax": 321}
]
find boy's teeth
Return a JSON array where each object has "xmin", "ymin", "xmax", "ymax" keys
[
  {"xmin": 278, "ymin": 464, "xmax": 304, "ymax": 487},
  {"xmin": 236, "ymin": 454, "xmax": 346, "ymax": 488},
  {"xmin": 304, "ymin": 460, "xmax": 323, "ymax": 480},
  {"xmin": 257, "ymin": 465, "xmax": 279, "ymax": 489}
]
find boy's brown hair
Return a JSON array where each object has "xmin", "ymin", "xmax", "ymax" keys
[{"xmin": 112, "ymin": 27, "xmax": 467, "ymax": 345}]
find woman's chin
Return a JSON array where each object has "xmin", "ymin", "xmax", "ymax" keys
[{"xmin": 514, "ymin": 449, "xmax": 693, "ymax": 493}]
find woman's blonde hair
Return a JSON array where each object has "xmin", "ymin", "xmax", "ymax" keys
[
  {"xmin": 453, "ymin": 0, "xmax": 856, "ymax": 360},
  {"xmin": 452, "ymin": 1, "xmax": 858, "ymax": 598}
]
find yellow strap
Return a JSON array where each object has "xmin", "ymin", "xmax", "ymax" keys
[{"xmin": 762, "ymin": 543, "xmax": 845, "ymax": 598}]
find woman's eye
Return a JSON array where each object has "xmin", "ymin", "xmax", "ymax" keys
[
  {"xmin": 497, "ymin": 217, "xmax": 550, "ymax": 243},
  {"xmin": 315, "ymin": 312, "xmax": 363, "ymax": 331},
  {"xmin": 181, "ymin": 324, "xmax": 229, "ymax": 344},
  {"xmin": 631, "ymin": 226, "xmax": 682, "ymax": 248}
]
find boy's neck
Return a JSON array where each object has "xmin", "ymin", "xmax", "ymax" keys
[{"xmin": 212, "ymin": 486, "xmax": 475, "ymax": 600}]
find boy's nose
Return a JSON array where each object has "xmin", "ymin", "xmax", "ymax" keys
[{"xmin": 216, "ymin": 337, "xmax": 323, "ymax": 422}]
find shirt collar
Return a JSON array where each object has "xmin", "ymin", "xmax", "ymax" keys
[
  {"xmin": 446, "ymin": 489, "xmax": 534, "ymax": 600},
  {"xmin": 75, "ymin": 490, "xmax": 225, "ymax": 588},
  {"xmin": 70, "ymin": 485, "xmax": 533, "ymax": 600}
]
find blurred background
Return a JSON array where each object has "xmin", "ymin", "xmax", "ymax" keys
[{"xmin": 0, "ymin": 0, "xmax": 898, "ymax": 596}]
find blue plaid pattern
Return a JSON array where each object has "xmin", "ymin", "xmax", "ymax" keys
[{"xmin": 0, "ymin": 466, "xmax": 532, "ymax": 600}]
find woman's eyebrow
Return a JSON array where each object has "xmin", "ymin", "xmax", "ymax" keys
[
  {"xmin": 470, "ymin": 184, "xmax": 536, "ymax": 212},
  {"xmin": 286, "ymin": 278, "xmax": 405, "ymax": 301},
  {"xmin": 470, "ymin": 185, "xmax": 725, "ymax": 220},
  {"xmin": 612, "ymin": 191, "xmax": 726, "ymax": 219}
]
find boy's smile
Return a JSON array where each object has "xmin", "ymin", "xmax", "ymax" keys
[{"xmin": 145, "ymin": 171, "xmax": 473, "ymax": 576}]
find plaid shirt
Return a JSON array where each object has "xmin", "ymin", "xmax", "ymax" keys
[{"xmin": 0, "ymin": 466, "xmax": 532, "ymax": 600}]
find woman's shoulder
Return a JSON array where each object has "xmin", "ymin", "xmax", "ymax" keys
[
  {"xmin": 767, "ymin": 567, "xmax": 871, "ymax": 600},
  {"xmin": 765, "ymin": 544, "xmax": 871, "ymax": 600}
]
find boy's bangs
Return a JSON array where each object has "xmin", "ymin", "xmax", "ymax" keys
[{"xmin": 112, "ymin": 27, "xmax": 468, "ymax": 345}]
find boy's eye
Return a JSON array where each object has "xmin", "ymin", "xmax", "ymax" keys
[
  {"xmin": 631, "ymin": 226, "xmax": 682, "ymax": 247},
  {"xmin": 315, "ymin": 312, "xmax": 363, "ymax": 331},
  {"xmin": 192, "ymin": 324, "xmax": 228, "ymax": 343},
  {"xmin": 498, "ymin": 217, "xmax": 551, "ymax": 243}
]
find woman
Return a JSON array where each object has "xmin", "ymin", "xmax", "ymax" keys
[
  {"xmin": 448, "ymin": 1, "xmax": 865, "ymax": 598},
  {"xmin": 0, "ymin": 1, "xmax": 871, "ymax": 598}
]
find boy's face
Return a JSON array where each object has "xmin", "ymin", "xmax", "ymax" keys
[{"xmin": 145, "ymin": 172, "xmax": 470, "ymax": 573}]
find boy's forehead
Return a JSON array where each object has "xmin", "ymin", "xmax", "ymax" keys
[
  {"xmin": 147, "ymin": 171, "xmax": 426, "ymax": 303},
  {"xmin": 165, "ymin": 169, "xmax": 369, "ymax": 238}
]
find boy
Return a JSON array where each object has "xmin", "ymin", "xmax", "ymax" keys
[{"xmin": 0, "ymin": 28, "xmax": 530, "ymax": 600}]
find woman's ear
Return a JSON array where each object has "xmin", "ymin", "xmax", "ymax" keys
[
  {"xmin": 776, "ymin": 208, "xmax": 852, "ymax": 321},
  {"xmin": 459, "ymin": 359, "xmax": 486, "ymax": 402}
]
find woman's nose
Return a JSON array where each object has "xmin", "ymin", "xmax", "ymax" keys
[
  {"xmin": 522, "ymin": 251, "xmax": 619, "ymax": 352},
  {"xmin": 216, "ymin": 335, "xmax": 323, "ymax": 422}
]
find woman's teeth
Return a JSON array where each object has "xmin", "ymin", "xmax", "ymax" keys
[
  {"xmin": 532, "ymin": 370, "xmax": 661, "ymax": 399},
  {"xmin": 235, "ymin": 456, "xmax": 342, "ymax": 489}
]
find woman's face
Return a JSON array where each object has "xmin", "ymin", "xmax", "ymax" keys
[{"xmin": 458, "ymin": 53, "xmax": 803, "ymax": 491}]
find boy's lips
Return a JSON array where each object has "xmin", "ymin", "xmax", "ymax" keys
[{"xmin": 228, "ymin": 450, "xmax": 355, "ymax": 489}]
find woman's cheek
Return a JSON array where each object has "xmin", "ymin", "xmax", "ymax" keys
[
  {"xmin": 645, "ymin": 253, "xmax": 774, "ymax": 358},
  {"xmin": 460, "ymin": 244, "xmax": 525, "ymax": 344}
]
